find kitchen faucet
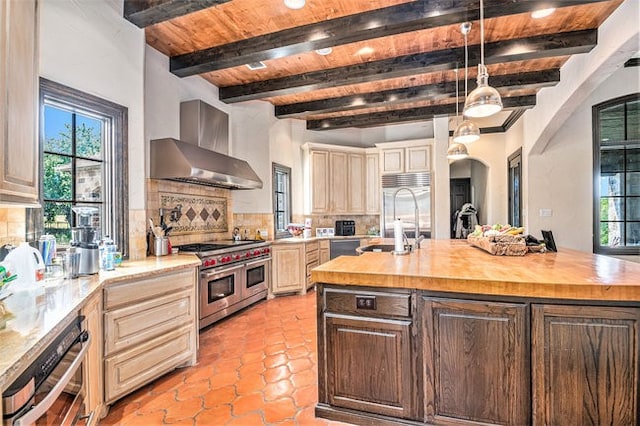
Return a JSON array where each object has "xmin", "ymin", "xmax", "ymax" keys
[{"xmin": 392, "ymin": 187, "xmax": 422, "ymax": 251}]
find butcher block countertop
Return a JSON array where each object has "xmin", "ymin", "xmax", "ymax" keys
[
  {"xmin": 0, "ymin": 254, "xmax": 200, "ymax": 390},
  {"xmin": 311, "ymin": 239, "xmax": 640, "ymax": 302}
]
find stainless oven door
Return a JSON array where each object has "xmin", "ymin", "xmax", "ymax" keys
[
  {"xmin": 4, "ymin": 333, "xmax": 92, "ymax": 426},
  {"xmin": 200, "ymin": 265, "xmax": 245, "ymax": 319},
  {"xmin": 243, "ymin": 258, "xmax": 270, "ymax": 299}
]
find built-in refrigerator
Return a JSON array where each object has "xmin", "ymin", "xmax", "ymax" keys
[{"xmin": 381, "ymin": 172, "xmax": 432, "ymax": 239}]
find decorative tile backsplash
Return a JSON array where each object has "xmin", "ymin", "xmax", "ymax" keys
[{"xmin": 160, "ymin": 192, "xmax": 228, "ymax": 235}]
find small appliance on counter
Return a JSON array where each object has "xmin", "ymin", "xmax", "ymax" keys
[
  {"xmin": 335, "ymin": 220, "xmax": 356, "ymax": 236},
  {"xmin": 70, "ymin": 207, "xmax": 100, "ymax": 275}
]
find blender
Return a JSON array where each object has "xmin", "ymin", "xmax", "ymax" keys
[{"xmin": 70, "ymin": 207, "xmax": 100, "ymax": 275}]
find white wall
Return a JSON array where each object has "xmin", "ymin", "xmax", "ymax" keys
[
  {"xmin": 526, "ymin": 65, "xmax": 639, "ymax": 252},
  {"xmin": 39, "ymin": 0, "xmax": 145, "ymax": 208}
]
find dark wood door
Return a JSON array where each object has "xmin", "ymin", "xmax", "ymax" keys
[
  {"xmin": 422, "ymin": 297, "xmax": 530, "ymax": 425},
  {"xmin": 532, "ymin": 304, "xmax": 640, "ymax": 426},
  {"xmin": 325, "ymin": 314, "xmax": 416, "ymax": 419},
  {"xmin": 450, "ymin": 178, "xmax": 471, "ymax": 238}
]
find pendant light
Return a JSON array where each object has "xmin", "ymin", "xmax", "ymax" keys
[
  {"xmin": 448, "ymin": 68, "xmax": 469, "ymax": 161},
  {"xmin": 463, "ymin": 0, "xmax": 503, "ymax": 118},
  {"xmin": 447, "ymin": 142, "xmax": 469, "ymax": 161},
  {"xmin": 453, "ymin": 22, "xmax": 480, "ymax": 144}
]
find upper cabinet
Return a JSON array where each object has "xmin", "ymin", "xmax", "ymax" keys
[
  {"xmin": 378, "ymin": 141, "xmax": 432, "ymax": 175},
  {"xmin": 365, "ymin": 150, "xmax": 379, "ymax": 215},
  {"xmin": 0, "ymin": 0, "xmax": 39, "ymax": 206},
  {"xmin": 303, "ymin": 143, "xmax": 366, "ymax": 215}
]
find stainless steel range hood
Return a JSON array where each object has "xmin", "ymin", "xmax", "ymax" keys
[{"xmin": 150, "ymin": 100, "xmax": 262, "ymax": 190}]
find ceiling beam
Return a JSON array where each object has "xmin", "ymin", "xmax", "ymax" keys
[
  {"xmin": 123, "ymin": 0, "xmax": 231, "ymax": 28},
  {"xmin": 306, "ymin": 96, "xmax": 536, "ymax": 130},
  {"xmin": 275, "ymin": 69, "xmax": 560, "ymax": 118},
  {"xmin": 219, "ymin": 30, "xmax": 597, "ymax": 103},
  {"xmin": 169, "ymin": 0, "xmax": 605, "ymax": 77}
]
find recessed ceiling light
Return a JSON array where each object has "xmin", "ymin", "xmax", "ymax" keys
[
  {"xmin": 356, "ymin": 46, "xmax": 374, "ymax": 56},
  {"xmin": 531, "ymin": 8, "xmax": 556, "ymax": 19},
  {"xmin": 315, "ymin": 47, "xmax": 333, "ymax": 56},
  {"xmin": 284, "ymin": 0, "xmax": 305, "ymax": 10},
  {"xmin": 246, "ymin": 61, "xmax": 266, "ymax": 70}
]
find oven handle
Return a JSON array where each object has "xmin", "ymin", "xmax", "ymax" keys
[
  {"xmin": 245, "ymin": 257, "xmax": 269, "ymax": 268},
  {"xmin": 201, "ymin": 265, "xmax": 241, "ymax": 280},
  {"xmin": 14, "ymin": 333, "xmax": 92, "ymax": 426}
]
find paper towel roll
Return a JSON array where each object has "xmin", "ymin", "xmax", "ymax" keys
[{"xmin": 394, "ymin": 219, "xmax": 404, "ymax": 252}]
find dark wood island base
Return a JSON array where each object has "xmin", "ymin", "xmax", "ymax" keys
[{"xmin": 313, "ymin": 240, "xmax": 640, "ymax": 426}]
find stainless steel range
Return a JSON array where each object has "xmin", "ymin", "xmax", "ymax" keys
[{"xmin": 177, "ymin": 240, "xmax": 271, "ymax": 329}]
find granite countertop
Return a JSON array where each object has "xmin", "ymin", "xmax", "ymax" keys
[
  {"xmin": 273, "ymin": 235, "xmax": 377, "ymax": 244},
  {"xmin": 312, "ymin": 239, "xmax": 640, "ymax": 302},
  {"xmin": 0, "ymin": 253, "xmax": 200, "ymax": 390}
]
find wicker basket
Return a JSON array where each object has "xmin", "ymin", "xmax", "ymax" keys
[{"xmin": 467, "ymin": 234, "xmax": 527, "ymax": 256}]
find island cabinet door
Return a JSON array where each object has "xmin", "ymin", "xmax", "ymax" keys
[
  {"xmin": 422, "ymin": 297, "xmax": 530, "ymax": 425},
  {"xmin": 532, "ymin": 304, "xmax": 640, "ymax": 426},
  {"xmin": 325, "ymin": 314, "xmax": 418, "ymax": 419}
]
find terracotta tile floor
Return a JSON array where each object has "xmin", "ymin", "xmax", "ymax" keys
[{"xmin": 100, "ymin": 290, "xmax": 353, "ymax": 425}]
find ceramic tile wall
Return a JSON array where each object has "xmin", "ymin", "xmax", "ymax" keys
[
  {"xmin": 292, "ymin": 214, "xmax": 380, "ymax": 236},
  {"xmin": 233, "ymin": 213, "xmax": 274, "ymax": 241},
  {"xmin": 0, "ymin": 208, "xmax": 26, "ymax": 246},
  {"xmin": 146, "ymin": 179, "xmax": 233, "ymax": 247}
]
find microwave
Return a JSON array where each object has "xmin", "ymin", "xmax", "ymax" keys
[{"xmin": 335, "ymin": 220, "xmax": 356, "ymax": 236}]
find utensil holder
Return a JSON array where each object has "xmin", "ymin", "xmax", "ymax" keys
[{"xmin": 153, "ymin": 237, "xmax": 169, "ymax": 256}]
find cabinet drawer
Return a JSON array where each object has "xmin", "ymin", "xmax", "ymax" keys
[
  {"xmin": 104, "ymin": 289, "xmax": 195, "ymax": 356},
  {"xmin": 104, "ymin": 324, "xmax": 196, "ymax": 403},
  {"xmin": 325, "ymin": 288, "xmax": 411, "ymax": 317},
  {"xmin": 305, "ymin": 241, "xmax": 319, "ymax": 253},
  {"xmin": 104, "ymin": 269, "xmax": 195, "ymax": 310},
  {"xmin": 306, "ymin": 249, "xmax": 319, "ymax": 264}
]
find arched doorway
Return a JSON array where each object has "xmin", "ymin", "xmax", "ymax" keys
[{"xmin": 450, "ymin": 158, "xmax": 489, "ymax": 238}]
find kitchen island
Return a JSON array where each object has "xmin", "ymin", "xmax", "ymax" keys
[{"xmin": 312, "ymin": 239, "xmax": 640, "ymax": 426}]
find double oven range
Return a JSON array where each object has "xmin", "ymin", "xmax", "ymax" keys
[{"xmin": 177, "ymin": 240, "xmax": 271, "ymax": 329}]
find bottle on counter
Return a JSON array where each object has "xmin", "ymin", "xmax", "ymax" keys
[{"xmin": 101, "ymin": 236, "xmax": 116, "ymax": 271}]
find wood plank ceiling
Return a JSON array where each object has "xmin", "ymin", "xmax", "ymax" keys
[{"xmin": 124, "ymin": 0, "xmax": 624, "ymax": 132}]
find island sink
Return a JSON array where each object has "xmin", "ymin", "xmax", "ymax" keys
[{"xmin": 357, "ymin": 244, "xmax": 395, "ymax": 253}]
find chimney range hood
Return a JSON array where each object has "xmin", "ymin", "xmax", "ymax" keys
[{"xmin": 150, "ymin": 100, "xmax": 262, "ymax": 190}]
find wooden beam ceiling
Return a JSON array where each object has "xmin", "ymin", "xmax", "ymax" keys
[
  {"xmin": 124, "ymin": 0, "xmax": 232, "ymax": 28},
  {"xmin": 306, "ymin": 95, "xmax": 537, "ymax": 130},
  {"xmin": 168, "ymin": 0, "xmax": 606, "ymax": 77},
  {"xmin": 218, "ymin": 30, "xmax": 596, "ymax": 103},
  {"xmin": 275, "ymin": 69, "xmax": 560, "ymax": 118}
]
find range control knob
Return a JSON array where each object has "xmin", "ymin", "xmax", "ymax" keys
[
  {"xmin": 253, "ymin": 250, "xmax": 260, "ymax": 256},
  {"xmin": 209, "ymin": 259, "xmax": 217, "ymax": 266},
  {"xmin": 263, "ymin": 248, "xmax": 270, "ymax": 253},
  {"xmin": 234, "ymin": 254, "xmax": 241, "ymax": 260}
]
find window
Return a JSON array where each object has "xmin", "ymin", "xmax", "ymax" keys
[
  {"xmin": 593, "ymin": 93, "xmax": 640, "ymax": 255},
  {"xmin": 508, "ymin": 148, "xmax": 522, "ymax": 227},
  {"xmin": 273, "ymin": 163, "xmax": 292, "ymax": 239},
  {"xmin": 38, "ymin": 79, "xmax": 129, "ymax": 256}
]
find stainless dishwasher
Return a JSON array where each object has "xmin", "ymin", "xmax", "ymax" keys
[{"xmin": 329, "ymin": 239, "xmax": 360, "ymax": 259}]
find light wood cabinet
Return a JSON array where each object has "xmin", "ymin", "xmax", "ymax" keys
[
  {"xmin": 303, "ymin": 143, "xmax": 368, "ymax": 215},
  {"xmin": 271, "ymin": 243, "xmax": 304, "ymax": 296},
  {"xmin": 347, "ymin": 153, "xmax": 365, "ymax": 214},
  {"xmin": 365, "ymin": 152, "xmax": 380, "ymax": 214},
  {"xmin": 379, "ymin": 142, "xmax": 431, "ymax": 175},
  {"xmin": 329, "ymin": 152, "xmax": 348, "ymax": 213},
  {"xmin": 309, "ymin": 150, "xmax": 329, "ymax": 213},
  {"xmin": 103, "ymin": 268, "xmax": 197, "ymax": 404},
  {"xmin": 319, "ymin": 240, "xmax": 330, "ymax": 265},
  {"xmin": 82, "ymin": 291, "xmax": 105, "ymax": 423},
  {"xmin": 271, "ymin": 241, "xmax": 319, "ymax": 296},
  {"xmin": 422, "ymin": 297, "xmax": 530, "ymax": 425},
  {"xmin": 0, "ymin": 0, "xmax": 39, "ymax": 205},
  {"xmin": 532, "ymin": 304, "xmax": 640, "ymax": 426}
]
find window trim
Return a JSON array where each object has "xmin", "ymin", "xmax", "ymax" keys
[
  {"xmin": 592, "ymin": 92, "xmax": 640, "ymax": 255},
  {"xmin": 508, "ymin": 148, "xmax": 522, "ymax": 228},
  {"xmin": 35, "ymin": 78, "xmax": 129, "ymax": 258},
  {"xmin": 272, "ymin": 162, "xmax": 292, "ymax": 240}
]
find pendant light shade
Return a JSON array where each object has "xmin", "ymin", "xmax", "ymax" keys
[
  {"xmin": 464, "ymin": 64, "xmax": 503, "ymax": 118},
  {"xmin": 453, "ymin": 119, "xmax": 480, "ymax": 144},
  {"xmin": 447, "ymin": 142, "xmax": 469, "ymax": 160},
  {"xmin": 463, "ymin": 0, "xmax": 502, "ymax": 118}
]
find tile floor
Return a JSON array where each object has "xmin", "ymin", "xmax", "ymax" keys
[{"xmin": 100, "ymin": 290, "xmax": 353, "ymax": 425}]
